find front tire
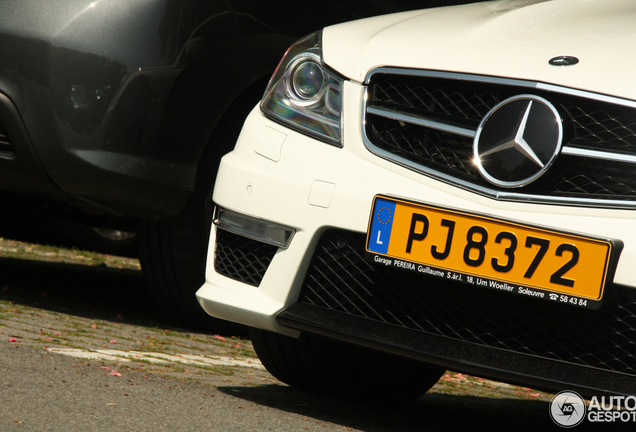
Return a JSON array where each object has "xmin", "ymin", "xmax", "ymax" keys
[{"xmin": 249, "ymin": 328, "xmax": 444, "ymax": 403}]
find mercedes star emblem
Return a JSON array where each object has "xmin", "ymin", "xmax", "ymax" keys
[
  {"xmin": 549, "ymin": 56, "xmax": 579, "ymax": 66},
  {"xmin": 473, "ymin": 95, "xmax": 563, "ymax": 188}
]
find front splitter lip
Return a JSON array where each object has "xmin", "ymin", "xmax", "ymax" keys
[{"xmin": 278, "ymin": 303, "xmax": 635, "ymax": 397}]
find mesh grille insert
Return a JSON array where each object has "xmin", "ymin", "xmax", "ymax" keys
[
  {"xmin": 214, "ymin": 229, "xmax": 278, "ymax": 287},
  {"xmin": 299, "ymin": 229, "xmax": 636, "ymax": 376}
]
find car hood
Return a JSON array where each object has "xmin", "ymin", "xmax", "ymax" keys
[{"xmin": 322, "ymin": 0, "xmax": 636, "ymax": 100}]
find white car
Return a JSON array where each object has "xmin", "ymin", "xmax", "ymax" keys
[{"xmin": 197, "ymin": 0, "xmax": 636, "ymax": 399}]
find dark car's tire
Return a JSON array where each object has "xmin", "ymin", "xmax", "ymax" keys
[
  {"xmin": 249, "ymin": 328, "xmax": 445, "ymax": 403},
  {"xmin": 136, "ymin": 148, "xmax": 228, "ymax": 329},
  {"xmin": 137, "ymin": 192, "xmax": 221, "ymax": 329},
  {"xmin": 137, "ymin": 82, "xmax": 264, "ymax": 331}
]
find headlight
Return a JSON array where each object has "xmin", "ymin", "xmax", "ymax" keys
[{"xmin": 261, "ymin": 31, "xmax": 343, "ymax": 147}]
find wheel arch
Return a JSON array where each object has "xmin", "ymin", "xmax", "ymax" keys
[{"xmin": 153, "ymin": 33, "xmax": 296, "ymax": 215}]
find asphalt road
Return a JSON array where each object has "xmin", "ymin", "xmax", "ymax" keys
[
  {"xmin": 0, "ymin": 250, "xmax": 628, "ymax": 431},
  {"xmin": 1, "ymin": 342, "xmax": 562, "ymax": 432}
]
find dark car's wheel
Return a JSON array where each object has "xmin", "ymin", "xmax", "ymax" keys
[
  {"xmin": 249, "ymin": 328, "xmax": 445, "ymax": 403},
  {"xmin": 137, "ymin": 83, "xmax": 264, "ymax": 330}
]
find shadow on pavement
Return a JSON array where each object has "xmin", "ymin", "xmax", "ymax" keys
[
  {"xmin": 0, "ymin": 256, "xmax": 244, "ymax": 336},
  {"xmin": 218, "ymin": 384, "xmax": 630, "ymax": 431}
]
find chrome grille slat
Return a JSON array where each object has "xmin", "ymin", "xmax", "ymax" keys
[
  {"xmin": 367, "ymin": 106, "xmax": 476, "ymax": 138},
  {"xmin": 561, "ymin": 147, "xmax": 636, "ymax": 164}
]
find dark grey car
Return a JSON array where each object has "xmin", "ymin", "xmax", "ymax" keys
[{"xmin": 0, "ymin": 0, "xmax": 477, "ymax": 327}]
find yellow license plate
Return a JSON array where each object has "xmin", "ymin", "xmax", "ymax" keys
[{"xmin": 366, "ymin": 196, "xmax": 620, "ymax": 309}]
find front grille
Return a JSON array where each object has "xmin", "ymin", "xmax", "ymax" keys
[
  {"xmin": 298, "ymin": 229, "xmax": 636, "ymax": 376},
  {"xmin": 213, "ymin": 229, "xmax": 278, "ymax": 287},
  {"xmin": 365, "ymin": 72, "xmax": 636, "ymax": 204}
]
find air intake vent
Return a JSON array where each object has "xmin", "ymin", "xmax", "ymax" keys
[
  {"xmin": 299, "ymin": 229, "xmax": 636, "ymax": 377},
  {"xmin": 214, "ymin": 228, "xmax": 278, "ymax": 287}
]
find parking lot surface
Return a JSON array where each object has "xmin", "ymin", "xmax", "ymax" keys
[{"xmin": 0, "ymin": 239, "xmax": 618, "ymax": 431}]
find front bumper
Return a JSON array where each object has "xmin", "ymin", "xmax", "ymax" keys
[{"xmin": 196, "ymin": 81, "xmax": 636, "ymax": 394}]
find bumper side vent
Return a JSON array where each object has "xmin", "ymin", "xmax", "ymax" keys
[{"xmin": 214, "ymin": 228, "xmax": 278, "ymax": 287}]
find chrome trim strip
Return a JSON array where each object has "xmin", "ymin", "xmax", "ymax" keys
[
  {"xmin": 535, "ymin": 82, "xmax": 636, "ymax": 109},
  {"xmin": 213, "ymin": 206, "xmax": 295, "ymax": 249},
  {"xmin": 361, "ymin": 75, "xmax": 636, "ymax": 210},
  {"xmin": 367, "ymin": 106, "xmax": 476, "ymax": 138},
  {"xmin": 561, "ymin": 146, "xmax": 636, "ymax": 164},
  {"xmin": 365, "ymin": 67, "xmax": 636, "ymax": 110},
  {"xmin": 364, "ymin": 68, "xmax": 540, "ymax": 89}
]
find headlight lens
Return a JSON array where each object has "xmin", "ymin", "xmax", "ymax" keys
[{"xmin": 261, "ymin": 31, "xmax": 343, "ymax": 147}]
